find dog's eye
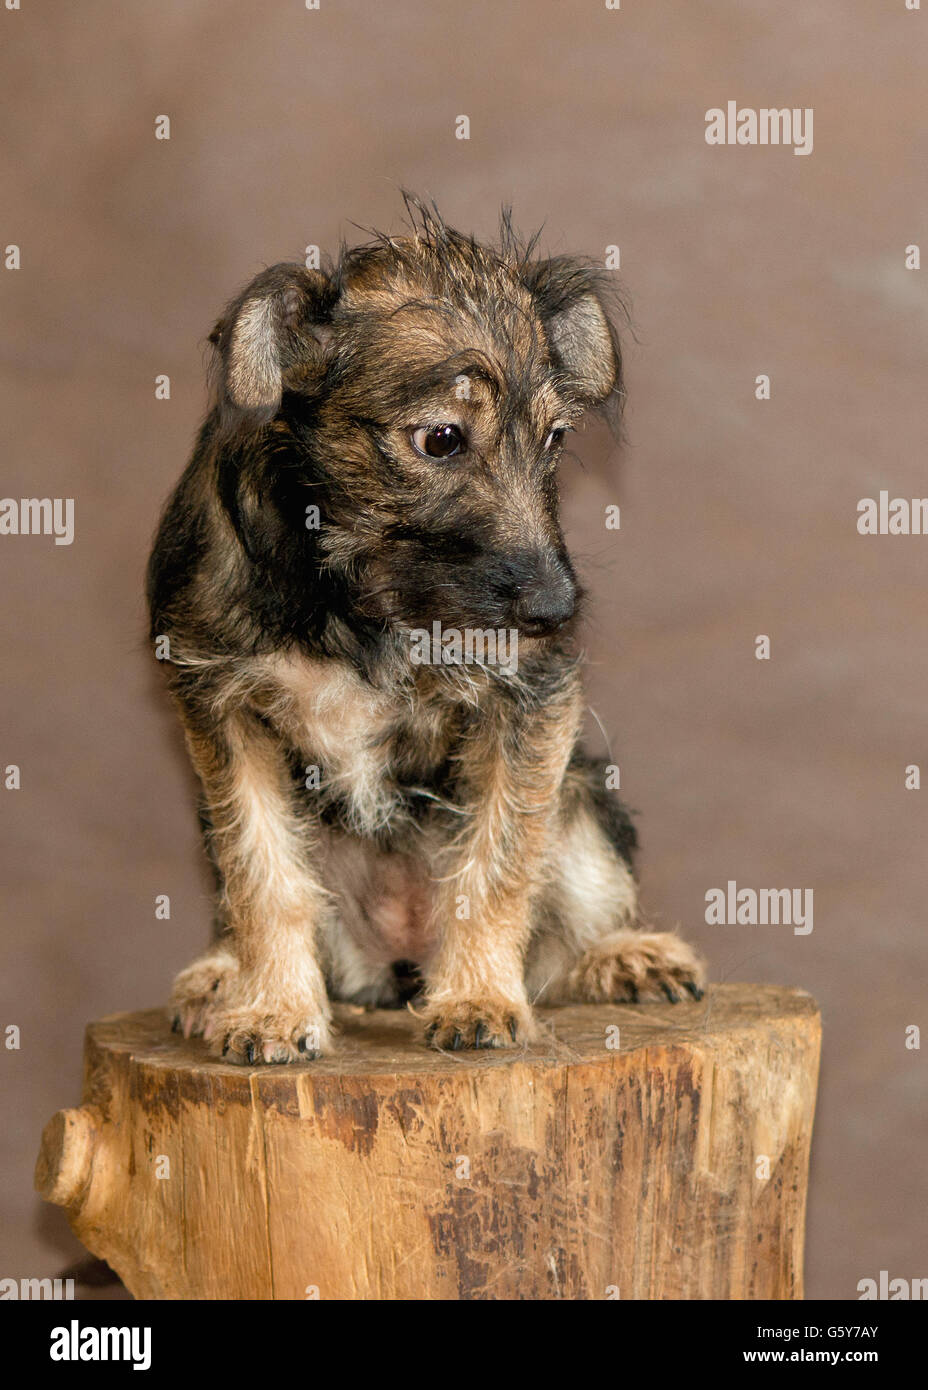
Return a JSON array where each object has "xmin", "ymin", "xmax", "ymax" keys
[
  {"xmin": 410, "ymin": 424, "xmax": 465, "ymax": 459},
  {"xmin": 544, "ymin": 427, "xmax": 568, "ymax": 451}
]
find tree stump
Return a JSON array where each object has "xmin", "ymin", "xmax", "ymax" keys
[{"xmin": 35, "ymin": 984, "xmax": 820, "ymax": 1300}]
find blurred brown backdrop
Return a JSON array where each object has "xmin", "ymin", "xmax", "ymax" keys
[{"xmin": 1, "ymin": 0, "xmax": 926, "ymax": 1300}]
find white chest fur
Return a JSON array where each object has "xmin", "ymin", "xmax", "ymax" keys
[{"xmin": 262, "ymin": 652, "xmax": 403, "ymax": 835}]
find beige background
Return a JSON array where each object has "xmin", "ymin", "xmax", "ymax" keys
[{"xmin": 1, "ymin": 0, "xmax": 926, "ymax": 1300}]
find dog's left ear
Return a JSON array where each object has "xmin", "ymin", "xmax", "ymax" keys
[
  {"xmin": 209, "ymin": 263, "xmax": 337, "ymax": 421},
  {"xmin": 522, "ymin": 257, "xmax": 621, "ymax": 408}
]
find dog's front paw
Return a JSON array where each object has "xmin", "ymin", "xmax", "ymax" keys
[
  {"xmin": 170, "ymin": 945, "xmax": 239, "ymax": 1041},
  {"xmin": 209, "ymin": 1005, "xmax": 332, "ymax": 1065},
  {"xmin": 422, "ymin": 998, "xmax": 536, "ymax": 1051},
  {"xmin": 568, "ymin": 930, "xmax": 707, "ymax": 1004}
]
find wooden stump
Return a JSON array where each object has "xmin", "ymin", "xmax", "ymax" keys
[{"xmin": 36, "ymin": 984, "xmax": 820, "ymax": 1300}]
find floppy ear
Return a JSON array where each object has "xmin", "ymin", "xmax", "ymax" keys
[
  {"xmin": 523, "ymin": 257, "xmax": 622, "ymax": 408},
  {"xmin": 209, "ymin": 263, "xmax": 336, "ymax": 419}
]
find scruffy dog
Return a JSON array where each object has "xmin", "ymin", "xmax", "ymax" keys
[{"xmin": 148, "ymin": 201, "xmax": 706, "ymax": 1064}]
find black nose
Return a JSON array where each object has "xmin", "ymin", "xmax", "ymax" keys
[{"xmin": 512, "ymin": 564, "xmax": 577, "ymax": 635}]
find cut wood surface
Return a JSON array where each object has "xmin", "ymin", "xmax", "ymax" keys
[{"xmin": 36, "ymin": 984, "xmax": 821, "ymax": 1300}]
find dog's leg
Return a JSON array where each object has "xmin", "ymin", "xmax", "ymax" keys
[
  {"xmin": 174, "ymin": 710, "xmax": 333, "ymax": 1063},
  {"xmin": 526, "ymin": 756, "xmax": 707, "ymax": 1005},
  {"xmin": 420, "ymin": 681, "xmax": 581, "ymax": 1050}
]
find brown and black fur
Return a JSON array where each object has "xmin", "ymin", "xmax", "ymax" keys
[{"xmin": 147, "ymin": 198, "xmax": 706, "ymax": 1064}]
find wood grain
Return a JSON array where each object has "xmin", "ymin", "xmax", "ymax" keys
[{"xmin": 35, "ymin": 984, "xmax": 821, "ymax": 1300}]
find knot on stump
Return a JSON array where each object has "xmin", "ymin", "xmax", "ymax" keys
[{"xmin": 34, "ymin": 1105, "xmax": 101, "ymax": 1208}]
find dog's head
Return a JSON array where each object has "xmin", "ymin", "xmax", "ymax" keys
[{"xmin": 208, "ymin": 201, "xmax": 623, "ymax": 643}]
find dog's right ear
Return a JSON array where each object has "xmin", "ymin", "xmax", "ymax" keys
[
  {"xmin": 521, "ymin": 256, "xmax": 623, "ymax": 413},
  {"xmin": 209, "ymin": 264, "xmax": 336, "ymax": 422}
]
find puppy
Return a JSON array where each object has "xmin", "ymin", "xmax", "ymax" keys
[{"xmin": 147, "ymin": 200, "xmax": 706, "ymax": 1063}]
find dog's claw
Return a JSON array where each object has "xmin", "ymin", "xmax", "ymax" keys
[
  {"xmin": 628, "ymin": 984, "xmax": 639, "ymax": 1003},
  {"xmin": 170, "ymin": 1014, "xmax": 181, "ymax": 1034},
  {"xmin": 451, "ymin": 1031, "xmax": 463, "ymax": 1051},
  {"xmin": 474, "ymin": 1022, "xmax": 488, "ymax": 1048},
  {"xmin": 661, "ymin": 982, "xmax": 680, "ymax": 1004},
  {"xmin": 245, "ymin": 1041, "xmax": 256, "ymax": 1064},
  {"xmin": 685, "ymin": 981, "xmax": 705, "ymax": 1001},
  {"xmin": 508, "ymin": 1017, "xmax": 519, "ymax": 1042}
]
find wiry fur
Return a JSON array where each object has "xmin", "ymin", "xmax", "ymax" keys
[{"xmin": 148, "ymin": 197, "xmax": 706, "ymax": 1063}]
